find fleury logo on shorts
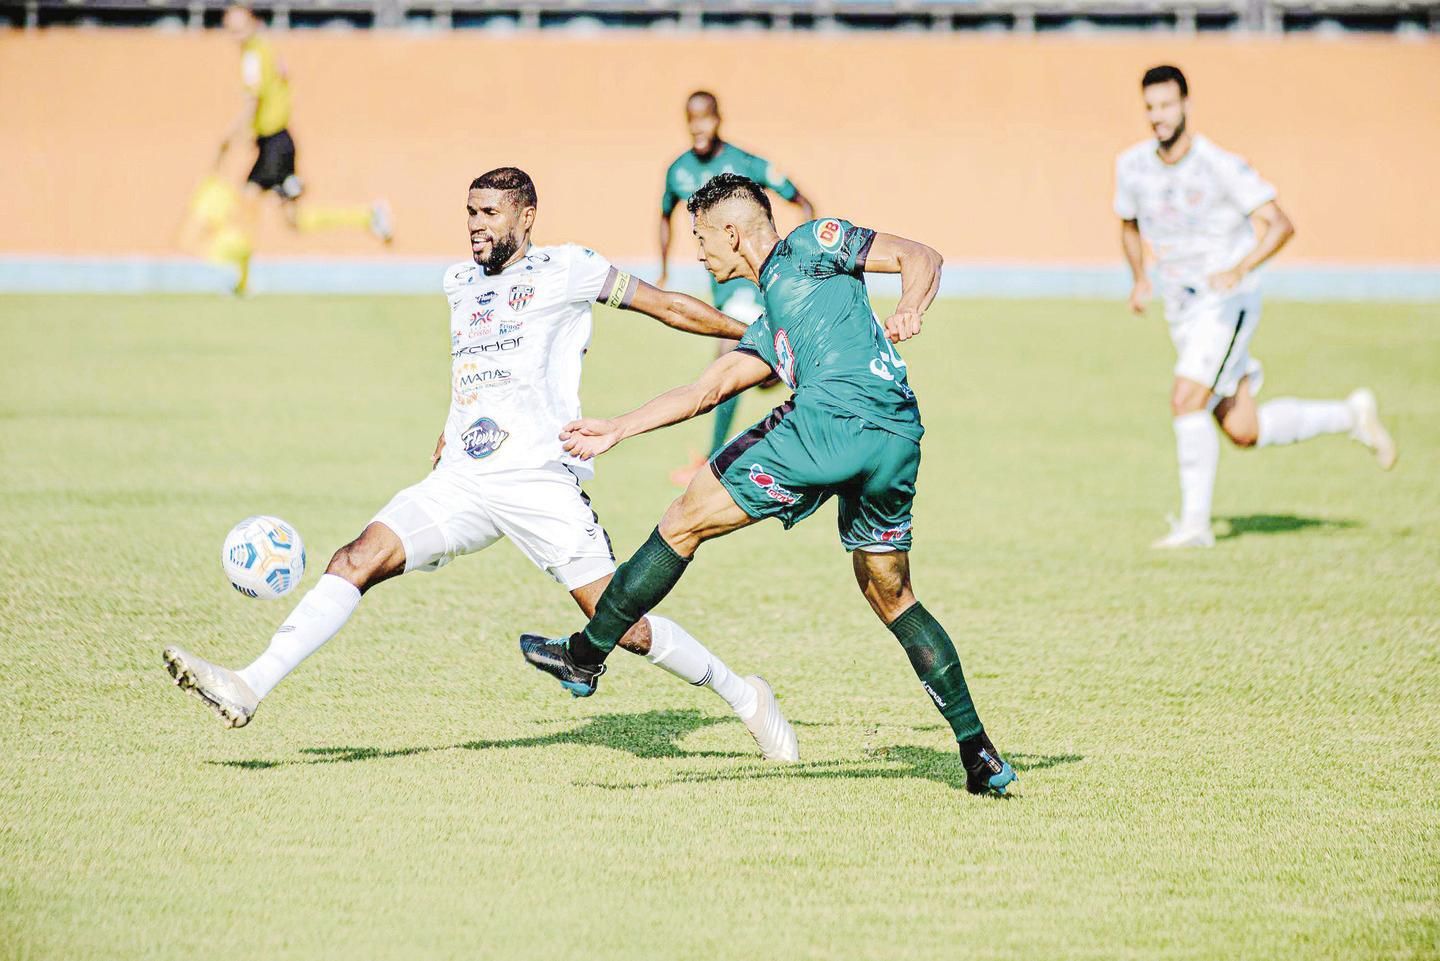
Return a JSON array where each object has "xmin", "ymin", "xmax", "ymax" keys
[
  {"xmin": 871, "ymin": 521, "xmax": 912, "ymax": 543},
  {"xmin": 748, "ymin": 464, "xmax": 799, "ymax": 506},
  {"xmin": 461, "ymin": 416, "xmax": 509, "ymax": 459},
  {"xmin": 508, "ymin": 285, "xmax": 535, "ymax": 311}
]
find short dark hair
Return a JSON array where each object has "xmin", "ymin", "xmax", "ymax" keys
[
  {"xmin": 469, "ymin": 167, "xmax": 537, "ymax": 209},
  {"xmin": 1142, "ymin": 65, "xmax": 1188, "ymax": 97},
  {"xmin": 686, "ymin": 90, "xmax": 719, "ymax": 114},
  {"xmin": 685, "ymin": 172, "xmax": 772, "ymax": 222}
]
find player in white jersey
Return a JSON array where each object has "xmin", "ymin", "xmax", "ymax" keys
[
  {"xmin": 162, "ymin": 167, "xmax": 799, "ymax": 761},
  {"xmin": 1116, "ymin": 66, "xmax": 1397, "ymax": 549}
]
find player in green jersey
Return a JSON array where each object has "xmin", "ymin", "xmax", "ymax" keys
[
  {"xmin": 660, "ymin": 91, "xmax": 815, "ymax": 486},
  {"xmin": 521, "ymin": 174, "xmax": 1015, "ymax": 797}
]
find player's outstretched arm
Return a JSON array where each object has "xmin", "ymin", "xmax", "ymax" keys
[
  {"xmin": 560, "ymin": 351, "xmax": 773, "ymax": 460},
  {"xmin": 861, "ymin": 233, "xmax": 944, "ymax": 344},
  {"xmin": 623, "ymin": 279, "xmax": 748, "ymax": 340}
]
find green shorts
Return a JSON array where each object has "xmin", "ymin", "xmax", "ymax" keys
[{"xmin": 711, "ymin": 399, "xmax": 920, "ymax": 552}]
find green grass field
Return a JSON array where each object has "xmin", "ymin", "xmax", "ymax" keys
[{"xmin": 2, "ymin": 293, "xmax": 1437, "ymax": 961}]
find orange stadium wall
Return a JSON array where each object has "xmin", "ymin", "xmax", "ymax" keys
[{"xmin": 2, "ymin": 31, "xmax": 1438, "ymax": 270}]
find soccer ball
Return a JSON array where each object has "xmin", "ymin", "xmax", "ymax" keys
[{"xmin": 222, "ymin": 515, "xmax": 306, "ymax": 599}]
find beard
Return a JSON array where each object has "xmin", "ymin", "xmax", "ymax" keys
[
  {"xmin": 477, "ymin": 232, "xmax": 521, "ymax": 274},
  {"xmin": 1157, "ymin": 114, "xmax": 1187, "ymax": 151}
]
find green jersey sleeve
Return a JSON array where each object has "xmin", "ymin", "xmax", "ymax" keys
[
  {"xmin": 735, "ymin": 313, "xmax": 777, "ymax": 370},
  {"xmin": 794, "ymin": 218, "xmax": 877, "ymax": 277},
  {"xmin": 736, "ymin": 147, "xmax": 799, "ymax": 203}
]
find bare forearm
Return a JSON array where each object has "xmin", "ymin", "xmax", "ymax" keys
[
  {"xmin": 615, "ymin": 381, "xmax": 730, "ymax": 443},
  {"xmin": 895, "ymin": 245, "xmax": 942, "ymax": 315},
  {"xmin": 1121, "ymin": 222, "xmax": 1146, "ymax": 281},
  {"xmin": 1237, "ymin": 215, "xmax": 1294, "ymax": 275},
  {"xmin": 658, "ymin": 215, "xmax": 671, "ymax": 277}
]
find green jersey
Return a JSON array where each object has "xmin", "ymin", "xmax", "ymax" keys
[
  {"xmin": 737, "ymin": 218, "xmax": 923, "ymax": 443},
  {"xmin": 662, "ymin": 143, "xmax": 798, "ymax": 305}
]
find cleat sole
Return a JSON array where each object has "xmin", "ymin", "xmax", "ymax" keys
[{"xmin": 162, "ymin": 647, "xmax": 251, "ymax": 729}]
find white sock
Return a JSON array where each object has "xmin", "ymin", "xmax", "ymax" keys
[
  {"xmin": 644, "ymin": 615, "xmax": 758, "ymax": 721},
  {"xmin": 1174, "ymin": 411, "xmax": 1220, "ymax": 528},
  {"xmin": 237, "ymin": 573, "xmax": 361, "ymax": 699},
  {"xmin": 1257, "ymin": 398, "xmax": 1356, "ymax": 447}
]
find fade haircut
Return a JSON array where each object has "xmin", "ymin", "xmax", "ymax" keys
[
  {"xmin": 469, "ymin": 167, "xmax": 537, "ymax": 209},
  {"xmin": 687, "ymin": 90, "xmax": 719, "ymax": 114},
  {"xmin": 1141, "ymin": 65, "xmax": 1188, "ymax": 98},
  {"xmin": 686, "ymin": 172, "xmax": 772, "ymax": 223}
]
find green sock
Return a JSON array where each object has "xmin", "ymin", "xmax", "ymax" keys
[
  {"xmin": 709, "ymin": 396, "xmax": 740, "ymax": 455},
  {"xmin": 887, "ymin": 602, "xmax": 984, "ymax": 741},
  {"xmin": 574, "ymin": 528, "xmax": 690, "ymax": 664}
]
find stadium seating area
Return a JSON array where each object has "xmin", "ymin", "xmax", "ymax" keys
[{"xmin": 6, "ymin": 0, "xmax": 1437, "ymax": 32}]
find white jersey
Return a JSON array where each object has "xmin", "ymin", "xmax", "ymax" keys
[
  {"xmin": 438, "ymin": 244, "xmax": 631, "ymax": 480},
  {"xmin": 1114, "ymin": 134, "xmax": 1277, "ymax": 309}
]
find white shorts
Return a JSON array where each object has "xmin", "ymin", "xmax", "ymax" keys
[
  {"xmin": 370, "ymin": 462, "xmax": 616, "ymax": 590},
  {"xmin": 720, "ymin": 285, "xmax": 764, "ymax": 326},
  {"xmin": 1167, "ymin": 289, "xmax": 1265, "ymax": 401}
]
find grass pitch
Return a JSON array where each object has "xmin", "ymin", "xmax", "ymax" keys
[{"xmin": 2, "ymin": 293, "xmax": 1437, "ymax": 961}]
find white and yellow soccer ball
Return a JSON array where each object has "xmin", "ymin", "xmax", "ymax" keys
[{"xmin": 222, "ymin": 515, "xmax": 306, "ymax": 599}]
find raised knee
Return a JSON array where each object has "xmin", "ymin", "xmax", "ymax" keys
[
  {"xmin": 326, "ymin": 539, "xmax": 381, "ymax": 583},
  {"xmin": 1228, "ymin": 427, "xmax": 1259, "ymax": 449}
]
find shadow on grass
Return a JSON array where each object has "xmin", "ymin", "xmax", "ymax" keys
[
  {"xmin": 215, "ymin": 709, "xmax": 1082, "ymax": 796},
  {"xmin": 1216, "ymin": 514, "xmax": 1360, "ymax": 540},
  {"xmin": 214, "ymin": 709, "xmax": 744, "ymax": 770},
  {"xmin": 591, "ymin": 746, "xmax": 1083, "ymax": 797}
]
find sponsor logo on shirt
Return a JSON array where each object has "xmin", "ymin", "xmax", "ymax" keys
[
  {"xmin": 461, "ymin": 416, "xmax": 509, "ymax": 459},
  {"xmin": 814, "ymin": 218, "xmax": 843, "ymax": 251},
  {"xmin": 452, "ymin": 336, "xmax": 523, "ymax": 357},
  {"xmin": 470, "ymin": 308, "xmax": 496, "ymax": 335},
  {"xmin": 509, "ymin": 285, "xmax": 536, "ymax": 311},
  {"xmin": 476, "ymin": 290, "xmax": 498, "ymax": 306},
  {"xmin": 499, "ymin": 319, "xmax": 524, "ymax": 335},
  {"xmin": 452, "ymin": 364, "xmax": 513, "ymax": 404},
  {"xmin": 748, "ymin": 463, "xmax": 799, "ymax": 506}
]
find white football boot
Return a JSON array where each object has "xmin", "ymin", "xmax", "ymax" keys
[
  {"xmin": 162, "ymin": 645, "xmax": 259, "ymax": 729},
  {"xmin": 741, "ymin": 676, "xmax": 799, "ymax": 762},
  {"xmin": 1151, "ymin": 517, "xmax": 1216, "ymax": 550},
  {"xmin": 1347, "ymin": 388, "xmax": 1397, "ymax": 470}
]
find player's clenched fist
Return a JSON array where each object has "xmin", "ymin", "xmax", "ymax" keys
[
  {"xmin": 884, "ymin": 309, "xmax": 923, "ymax": 343},
  {"xmin": 560, "ymin": 418, "xmax": 623, "ymax": 460}
]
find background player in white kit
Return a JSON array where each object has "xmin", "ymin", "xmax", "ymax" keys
[
  {"xmin": 163, "ymin": 167, "xmax": 799, "ymax": 761},
  {"xmin": 1116, "ymin": 66, "xmax": 1397, "ymax": 549}
]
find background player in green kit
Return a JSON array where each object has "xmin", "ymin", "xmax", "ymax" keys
[
  {"xmin": 659, "ymin": 91, "xmax": 815, "ymax": 485},
  {"xmin": 522, "ymin": 174, "xmax": 1015, "ymax": 797}
]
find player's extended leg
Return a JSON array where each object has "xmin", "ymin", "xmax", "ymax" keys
[
  {"xmin": 568, "ymin": 577, "xmax": 796, "ymax": 761},
  {"xmin": 285, "ymin": 196, "xmax": 394, "ymax": 244},
  {"xmin": 1156, "ymin": 375, "xmax": 1221, "ymax": 549},
  {"xmin": 850, "ymin": 545, "xmax": 1015, "ymax": 796},
  {"xmin": 163, "ymin": 522, "xmax": 402, "ymax": 728},
  {"xmin": 1220, "ymin": 379, "xmax": 1397, "ymax": 469},
  {"xmin": 520, "ymin": 466, "xmax": 757, "ymax": 694}
]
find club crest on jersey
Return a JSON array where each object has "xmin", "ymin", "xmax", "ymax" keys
[
  {"xmin": 814, "ymin": 218, "xmax": 844, "ymax": 251},
  {"xmin": 461, "ymin": 416, "xmax": 509, "ymax": 459},
  {"xmin": 773, "ymin": 329, "xmax": 796, "ymax": 388},
  {"xmin": 748, "ymin": 464, "xmax": 799, "ymax": 506},
  {"xmin": 509, "ymin": 285, "xmax": 536, "ymax": 311},
  {"xmin": 871, "ymin": 521, "xmax": 912, "ymax": 544}
]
